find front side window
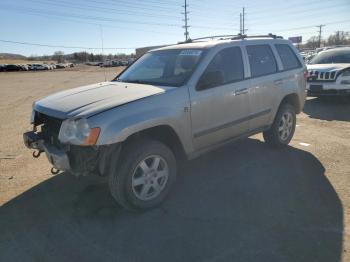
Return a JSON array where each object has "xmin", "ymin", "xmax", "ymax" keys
[
  {"xmin": 116, "ymin": 49, "xmax": 204, "ymax": 87},
  {"xmin": 246, "ymin": 45, "xmax": 277, "ymax": 77},
  {"xmin": 197, "ymin": 47, "xmax": 244, "ymax": 90},
  {"xmin": 275, "ymin": 44, "xmax": 301, "ymax": 70}
]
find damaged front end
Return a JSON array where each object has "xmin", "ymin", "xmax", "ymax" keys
[{"xmin": 23, "ymin": 112, "xmax": 121, "ymax": 176}]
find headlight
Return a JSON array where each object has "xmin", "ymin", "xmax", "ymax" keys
[
  {"xmin": 342, "ymin": 70, "xmax": 350, "ymax": 77},
  {"xmin": 58, "ymin": 118, "xmax": 100, "ymax": 146}
]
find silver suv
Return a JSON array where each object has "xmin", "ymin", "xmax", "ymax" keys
[{"xmin": 24, "ymin": 35, "xmax": 306, "ymax": 210}]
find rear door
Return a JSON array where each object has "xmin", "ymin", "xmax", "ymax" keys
[
  {"xmin": 189, "ymin": 46, "xmax": 251, "ymax": 150},
  {"xmin": 274, "ymin": 43, "xmax": 305, "ymax": 103},
  {"xmin": 243, "ymin": 43, "xmax": 279, "ymax": 131}
]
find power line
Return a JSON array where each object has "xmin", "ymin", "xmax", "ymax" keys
[
  {"xmin": 0, "ymin": 3, "xmax": 234, "ymax": 31},
  {"xmin": 0, "ymin": 39, "xmax": 135, "ymax": 50},
  {"xmin": 26, "ymin": 0, "xmax": 237, "ymax": 28},
  {"xmin": 0, "ymin": 4, "xmax": 181, "ymax": 27},
  {"xmin": 246, "ymin": 3, "xmax": 349, "ymax": 23},
  {"xmin": 95, "ymin": 0, "xmax": 181, "ymax": 9},
  {"xmin": 25, "ymin": 0, "xmax": 182, "ymax": 20},
  {"xmin": 69, "ymin": 0, "xmax": 179, "ymax": 13},
  {"xmin": 273, "ymin": 19, "xmax": 350, "ymax": 33},
  {"xmin": 0, "ymin": 8, "xmax": 179, "ymax": 35}
]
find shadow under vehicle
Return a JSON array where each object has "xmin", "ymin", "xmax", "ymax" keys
[
  {"xmin": 0, "ymin": 138, "xmax": 343, "ymax": 262},
  {"xmin": 303, "ymin": 97, "xmax": 350, "ymax": 121}
]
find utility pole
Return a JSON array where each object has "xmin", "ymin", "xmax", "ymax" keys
[
  {"xmin": 240, "ymin": 13, "xmax": 242, "ymax": 34},
  {"xmin": 317, "ymin": 24, "xmax": 325, "ymax": 48},
  {"xmin": 182, "ymin": 0, "xmax": 190, "ymax": 41},
  {"xmin": 241, "ymin": 7, "xmax": 246, "ymax": 35},
  {"xmin": 242, "ymin": 7, "xmax": 245, "ymax": 34}
]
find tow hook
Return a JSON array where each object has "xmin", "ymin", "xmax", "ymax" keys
[
  {"xmin": 32, "ymin": 150, "xmax": 43, "ymax": 158},
  {"xmin": 51, "ymin": 167, "xmax": 60, "ymax": 175}
]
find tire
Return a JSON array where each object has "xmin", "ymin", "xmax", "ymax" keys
[
  {"xmin": 108, "ymin": 139, "xmax": 177, "ymax": 211},
  {"xmin": 263, "ymin": 103, "xmax": 296, "ymax": 148}
]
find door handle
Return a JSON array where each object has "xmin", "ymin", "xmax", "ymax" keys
[
  {"xmin": 274, "ymin": 79, "xmax": 283, "ymax": 85},
  {"xmin": 235, "ymin": 88, "xmax": 248, "ymax": 96}
]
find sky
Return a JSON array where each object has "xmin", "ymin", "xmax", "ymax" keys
[{"xmin": 0, "ymin": 0, "xmax": 349, "ymax": 56}]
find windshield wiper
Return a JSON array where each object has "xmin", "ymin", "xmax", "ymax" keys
[
  {"xmin": 120, "ymin": 79, "xmax": 154, "ymax": 84},
  {"xmin": 115, "ymin": 79, "xmax": 168, "ymax": 86}
]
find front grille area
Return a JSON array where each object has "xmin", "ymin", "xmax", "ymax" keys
[
  {"xmin": 308, "ymin": 89, "xmax": 338, "ymax": 95},
  {"xmin": 36, "ymin": 112, "xmax": 63, "ymax": 147},
  {"xmin": 307, "ymin": 70, "xmax": 338, "ymax": 82}
]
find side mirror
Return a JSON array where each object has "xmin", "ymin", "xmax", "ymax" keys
[{"xmin": 197, "ymin": 70, "xmax": 224, "ymax": 90}]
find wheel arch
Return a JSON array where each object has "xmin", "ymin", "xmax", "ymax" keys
[
  {"xmin": 122, "ymin": 125, "xmax": 188, "ymax": 162},
  {"xmin": 280, "ymin": 93, "xmax": 301, "ymax": 113}
]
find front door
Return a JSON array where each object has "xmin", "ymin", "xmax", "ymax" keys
[{"xmin": 189, "ymin": 46, "xmax": 251, "ymax": 150}]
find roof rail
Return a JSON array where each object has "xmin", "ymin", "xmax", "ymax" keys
[
  {"xmin": 178, "ymin": 35, "xmax": 239, "ymax": 44},
  {"xmin": 178, "ymin": 33, "xmax": 283, "ymax": 44},
  {"xmin": 231, "ymin": 33, "xmax": 283, "ymax": 40}
]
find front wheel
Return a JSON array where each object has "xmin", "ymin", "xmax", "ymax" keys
[
  {"xmin": 108, "ymin": 139, "xmax": 176, "ymax": 211},
  {"xmin": 263, "ymin": 103, "xmax": 296, "ymax": 148}
]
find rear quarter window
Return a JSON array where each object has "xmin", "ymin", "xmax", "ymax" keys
[
  {"xmin": 246, "ymin": 45, "xmax": 277, "ymax": 78},
  {"xmin": 275, "ymin": 44, "xmax": 301, "ymax": 70}
]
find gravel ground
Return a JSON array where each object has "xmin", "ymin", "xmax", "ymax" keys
[{"xmin": 0, "ymin": 66, "xmax": 349, "ymax": 262}]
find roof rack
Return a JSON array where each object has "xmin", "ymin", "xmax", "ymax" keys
[
  {"xmin": 231, "ymin": 33, "xmax": 283, "ymax": 40},
  {"xmin": 178, "ymin": 35, "xmax": 238, "ymax": 44},
  {"xmin": 179, "ymin": 33, "xmax": 283, "ymax": 44}
]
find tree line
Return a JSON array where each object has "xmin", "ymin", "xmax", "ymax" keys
[
  {"xmin": 303, "ymin": 31, "xmax": 350, "ymax": 49},
  {"xmin": 29, "ymin": 51, "xmax": 136, "ymax": 63}
]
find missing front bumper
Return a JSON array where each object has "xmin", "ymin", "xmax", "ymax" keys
[
  {"xmin": 307, "ymin": 88, "xmax": 350, "ymax": 96},
  {"xmin": 23, "ymin": 131, "xmax": 71, "ymax": 171},
  {"xmin": 23, "ymin": 131, "xmax": 122, "ymax": 176}
]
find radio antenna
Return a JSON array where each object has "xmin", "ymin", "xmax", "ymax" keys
[{"xmin": 99, "ymin": 24, "xmax": 107, "ymax": 82}]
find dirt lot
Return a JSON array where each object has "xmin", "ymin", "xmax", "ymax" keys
[{"xmin": 0, "ymin": 66, "xmax": 349, "ymax": 262}]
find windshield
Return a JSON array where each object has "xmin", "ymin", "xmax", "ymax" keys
[
  {"xmin": 115, "ymin": 49, "xmax": 205, "ymax": 87},
  {"xmin": 309, "ymin": 49, "xmax": 350, "ymax": 64}
]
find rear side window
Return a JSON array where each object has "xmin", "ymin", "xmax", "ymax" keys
[
  {"xmin": 201, "ymin": 47, "xmax": 244, "ymax": 86},
  {"xmin": 275, "ymin": 44, "xmax": 301, "ymax": 70},
  {"xmin": 246, "ymin": 45, "xmax": 277, "ymax": 77}
]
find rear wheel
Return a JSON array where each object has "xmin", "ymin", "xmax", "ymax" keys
[
  {"xmin": 108, "ymin": 139, "xmax": 176, "ymax": 211},
  {"xmin": 263, "ymin": 103, "xmax": 296, "ymax": 148}
]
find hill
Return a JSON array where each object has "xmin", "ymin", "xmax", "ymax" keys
[{"xmin": 0, "ymin": 53, "xmax": 27, "ymax": 60}]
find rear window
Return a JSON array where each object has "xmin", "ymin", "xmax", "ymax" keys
[
  {"xmin": 246, "ymin": 45, "xmax": 277, "ymax": 77},
  {"xmin": 275, "ymin": 44, "xmax": 301, "ymax": 70}
]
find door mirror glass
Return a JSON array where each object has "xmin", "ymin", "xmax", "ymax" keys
[{"xmin": 197, "ymin": 70, "xmax": 224, "ymax": 90}]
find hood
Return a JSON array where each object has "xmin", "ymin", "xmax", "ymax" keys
[
  {"xmin": 34, "ymin": 81, "xmax": 170, "ymax": 119},
  {"xmin": 307, "ymin": 63, "xmax": 350, "ymax": 72}
]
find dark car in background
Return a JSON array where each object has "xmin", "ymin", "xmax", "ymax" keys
[{"xmin": 3, "ymin": 64, "xmax": 21, "ymax": 71}]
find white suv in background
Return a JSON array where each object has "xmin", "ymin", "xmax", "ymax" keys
[{"xmin": 307, "ymin": 47, "xmax": 350, "ymax": 98}]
